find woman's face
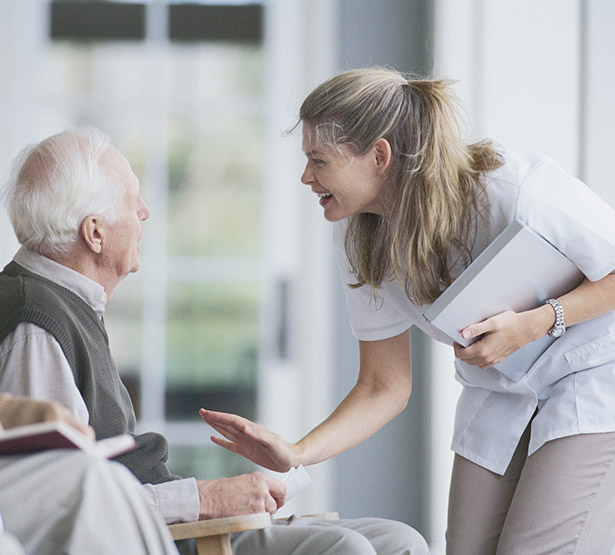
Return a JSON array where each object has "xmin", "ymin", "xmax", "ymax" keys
[{"xmin": 301, "ymin": 126, "xmax": 388, "ymax": 222}]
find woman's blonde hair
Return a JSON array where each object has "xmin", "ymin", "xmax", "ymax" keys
[{"xmin": 299, "ymin": 67, "xmax": 503, "ymax": 305}]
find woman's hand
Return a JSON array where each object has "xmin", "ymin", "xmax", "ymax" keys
[
  {"xmin": 453, "ymin": 309, "xmax": 541, "ymax": 369},
  {"xmin": 200, "ymin": 409, "xmax": 298, "ymax": 472}
]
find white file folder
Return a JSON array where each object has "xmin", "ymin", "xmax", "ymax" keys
[{"xmin": 423, "ymin": 219, "xmax": 585, "ymax": 381}]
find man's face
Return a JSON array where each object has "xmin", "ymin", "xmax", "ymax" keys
[{"xmin": 99, "ymin": 146, "xmax": 150, "ymax": 283}]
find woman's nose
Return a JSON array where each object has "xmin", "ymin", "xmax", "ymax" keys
[{"xmin": 300, "ymin": 164, "xmax": 313, "ymax": 185}]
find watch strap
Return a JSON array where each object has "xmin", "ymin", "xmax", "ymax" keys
[{"xmin": 545, "ymin": 298, "xmax": 566, "ymax": 338}]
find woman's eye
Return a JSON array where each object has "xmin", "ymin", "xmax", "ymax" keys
[{"xmin": 313, "ymin": 159, "xmax": 325, "ymax": 167}]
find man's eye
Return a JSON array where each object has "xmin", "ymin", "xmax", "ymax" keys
[{"xmin": 313, "ymin": 159, "xmax": 325, "ymax": 167}]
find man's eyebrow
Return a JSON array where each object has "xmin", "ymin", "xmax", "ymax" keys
[{"xmin": 305, "ymin": 150, "xmax": 324, "ymax": 157}]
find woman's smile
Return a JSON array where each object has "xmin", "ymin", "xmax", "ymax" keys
[{"xmin": 318, "ymin": 192, "xmax": 333, "ymax": 206}]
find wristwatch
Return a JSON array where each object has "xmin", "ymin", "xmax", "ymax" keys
[{"xmin": 545, "ymin": 298, "xmax": 566, "ymax": 338}]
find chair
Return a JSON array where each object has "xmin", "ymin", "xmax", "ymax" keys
[
  {"xmin": 168, "ymin": 512, "xmax": 271, "ymax": 555},
  {"xmin": 167, "ymin": 512, "xmax": 339, "ymax": 555}
]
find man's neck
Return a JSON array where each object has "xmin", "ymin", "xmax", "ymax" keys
[{"xmin": 50, "ymin": 252, "xmax": 117, "ymax": 300}]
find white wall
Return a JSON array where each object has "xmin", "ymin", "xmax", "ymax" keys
[{"xmin": 583, "ymin": 0, "xmax": 615, "ymax": 207}]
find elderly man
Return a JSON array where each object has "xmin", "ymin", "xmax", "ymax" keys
[
  {"xmin": 0, "ymin": 128, "xmax": 429, "ymax": 555},
  {"xmin": 0, "ymin": 393, "xmax": 179, "ymax": 555}
]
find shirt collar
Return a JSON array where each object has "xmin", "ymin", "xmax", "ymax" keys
[{"xmin": 13, "ymin": 246, "xmax": 108, "ymax": 318}]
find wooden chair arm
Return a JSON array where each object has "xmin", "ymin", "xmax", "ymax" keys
[
  {"xmin": 167, "ymin": 511, "xmax": 337, "ymax": 554},
  {"xmin": 168, "ymin": 512, "xmax": 271, "ymax": 540},
  {"xmin": 168, "ymin": 513, "xmax": 271, "ymax": 555}
]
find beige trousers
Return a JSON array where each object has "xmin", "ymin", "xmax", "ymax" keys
[
  {"xmin": 233, "ymin": 515, "xmax": 430, "ymax": 555},
  {"xmin": 446, "ymin": 425, "xmax": 615, "ymax": 554},
  {"xmin": 0, "ymin": 450, "xmax": 179, "ymax": 555}
]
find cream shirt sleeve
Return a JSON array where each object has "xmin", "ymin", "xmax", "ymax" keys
[
  {"xmin": 0, "ymin": 322, "xmax": 200, "ymax": 523},
  {"xmin": 0, "ymin": 323, "xmax": 89, "ymax": 422}
]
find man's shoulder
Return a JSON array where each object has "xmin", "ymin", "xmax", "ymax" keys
[
  {"xmin": 0, "ymin": 264, "xmax": 99, "ymax": 348},
  {"xmin": 1, "ymin": 263, "xmax": 85, "ymax": 310}
]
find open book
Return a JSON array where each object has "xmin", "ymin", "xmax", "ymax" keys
[
  {"xmin": 0, "ymin": 421, "xmax": 136, "ymax": 459},
  {"xmin": 423, "ymin": 219, "xmax": 585, "ymax": 381}
]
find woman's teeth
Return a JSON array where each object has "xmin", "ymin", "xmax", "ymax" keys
[{"xmin": 318, "ymin": 193, "xmax": 332, "ymax": 199}]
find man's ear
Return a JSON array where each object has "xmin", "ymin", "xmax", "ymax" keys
[
  {"xmin": 81, "ymin": 215, "xmax": 103, "ymax": 254},
  {"xmin": 373, "ymin": 138, "xmax": 392, "ymax": 173}
]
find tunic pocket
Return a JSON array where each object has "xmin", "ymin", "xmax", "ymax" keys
[{"xmin": 564, "ymin": 332, "xmax": 615, "ymax": 372}]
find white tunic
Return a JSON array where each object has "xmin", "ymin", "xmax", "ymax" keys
[{"xmin": 335, "ymin": 149, "xmax": 615, "ymax": 474}]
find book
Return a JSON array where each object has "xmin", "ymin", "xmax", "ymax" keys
[
  {"xmin": 0, "ymin": 421, "xmax": 136, "ymax": 459},
  {"xmin": 423, "ymin": 219, "xmax": 585, "ymax": 382}
]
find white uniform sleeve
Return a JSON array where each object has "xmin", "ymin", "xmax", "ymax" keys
[
  {"xmin": 516, "ymin": 156, "xmax": 615, "ymax": 281},
  {"xmin": 0, "ymin": 323, "xmax": 89, "ymax": 424},
  {"xmin": 333, "ymin": 221, "xmax": 412, "ymax": 341}
]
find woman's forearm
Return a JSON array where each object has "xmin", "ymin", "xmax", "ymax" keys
[
  {"xmin": 294, "ymin": 378, "xmax": 410, "ymax": 466},
  {"xmin": 556, "ymin": 273, "xmax": 615, "ymax": 327},
  {"xmin": 294, "ymin": 330, "xmax": 413, "ymax": 466},
  {"xmin": 201, "ymin": 330, "xmax": 413, "ymax": 471},
  {"xmin": 525, "ymin": 273, "xmax": 615, "ymax": 342}
]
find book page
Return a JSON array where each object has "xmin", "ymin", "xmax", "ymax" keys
[{"xmin": 0, "ymin": 421, "xmax": 135, "ymax": 459}]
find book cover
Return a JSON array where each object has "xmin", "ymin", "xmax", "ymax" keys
[
  {"xmin": 423, "ymin": 219, "xmax": 585, "ymax": 381},
  {"xmin": 0, "ymin": 421, "xmax": 136, "ymax": 459}
]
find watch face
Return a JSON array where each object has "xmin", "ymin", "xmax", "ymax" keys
[{"xmin": 550, "ymin": 326, "xmax": 565, "ymax": 338}]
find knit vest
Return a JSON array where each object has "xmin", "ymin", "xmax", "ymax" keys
[{"xmin": 0, "ymin": 261, "xmax": 178, "ymax": 484}]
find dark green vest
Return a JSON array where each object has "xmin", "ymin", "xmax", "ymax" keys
[{"xmin": 0, "ymin": 261, "xmax": 178, "ymax": 484}]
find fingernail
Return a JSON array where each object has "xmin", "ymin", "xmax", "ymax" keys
[{"xmin": 462, "ymin": 329, "xmax": 472, "ymax": 339}]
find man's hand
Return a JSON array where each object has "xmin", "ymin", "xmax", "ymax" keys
[
  {"xmin": 196, "ymin": 472, "xmax": 287, "ymax": 520},
  {"xmin": 0, "ymin": 394, "xmax": 95, "ymax": 440}
]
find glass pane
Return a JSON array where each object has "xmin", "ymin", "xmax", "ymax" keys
[
  {"xmin": 167, "ymin": 114, "xmax": 263, "ymax": 258},
  {"xmin": 45, "ymin": 42, "xmax": 149, "ymax": 101},
  {"xmin": 168, "ymin": 43, "xmax": 263, "ymax": 100},
  {"xmin": 165, "ymin": 280, "xmax": 259, "ymax": 421}
]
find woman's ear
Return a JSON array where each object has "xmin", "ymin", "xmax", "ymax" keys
[
  {"xmin": 81, "ymin": 215, "xmax": 103, "ymax": 254},
  {"xmin": 373, "ymin": 138, "xmax": 392, "ymax": 173}
]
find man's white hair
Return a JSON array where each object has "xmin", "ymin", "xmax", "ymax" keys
[{"xmin": 2, "ymin": 127, "xmax": 124, "ymax": 257}]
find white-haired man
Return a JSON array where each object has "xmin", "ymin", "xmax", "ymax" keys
[{"xmin": 0, "ymin": 128, "xmax": 428, "ymax": 555}]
